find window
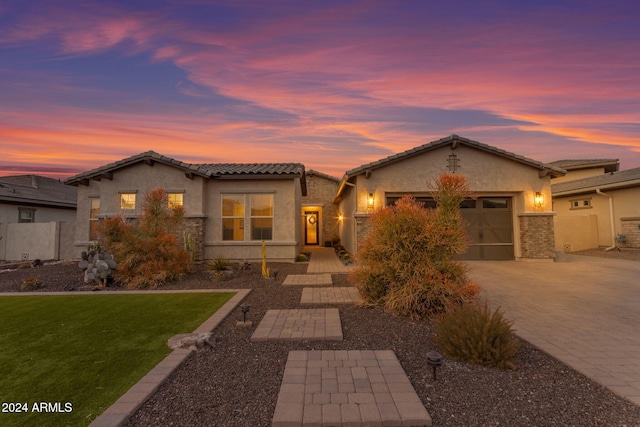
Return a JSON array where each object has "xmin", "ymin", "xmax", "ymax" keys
[
  {"xmin": 120, "ymin": 193, "xmax": 136, "ymax": 210},
  {"xmin": 251, "ymin": 194, "xmax": 273, "ymax": 240},
  {"xmin": 168, "ymin": 193, "xmax": 184, "ymax": 209},
  {"xmin": 18, "ymin": 208, "xmax": 35, "ymax": 223},
  {"xmin": 222, "ymin": 195, "xmax": 245, "ymax": 241},
  {"xmin": 89, "ymin": 198, "xmax": 101, "ymax": 240},
  {"xmin": 570, "ymin": 198, "xmax": 592, "ymax": 210}
]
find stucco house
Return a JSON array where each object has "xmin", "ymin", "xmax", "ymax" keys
[
  {"xmin": 0, "ymin": 175, "xmax": 77, "ymax": 223},
  {"xmin": 0, "ymin": 175, "xmax": 77, "ymax": 262},
  {"xmin": 301, "ymin": 169, "xmax": 341, "ymax": 247},
  {"xmin": 64, "ymin": 151, "xmax": 306, "ymax": 262},
  {"xmin": 551, "ymin": 159, "xmax": 640, "ymax": 251},
  {"xmin": 333, "ymin": 135, "xmax": 566, "ymax": 261}
]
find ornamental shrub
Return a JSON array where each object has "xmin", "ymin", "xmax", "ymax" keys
[
  {"xmin": 101, "ymin": 188, "xmax": 193, "ymax": 289},
  {"xmin": 433, "ymin": 300, "xmax": 519, "ymax": 370},
  {"xmin": 350, "ymin": 173, "xmax": 480, "ymax": 318}
]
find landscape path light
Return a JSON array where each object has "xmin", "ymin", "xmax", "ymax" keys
[
  {"xmin": 427, "ymin": 351, "xmax": 443, "ymax": 381},
  {"xmin": 241, "ymin": 304, "xmax": 250, "ymax": 323}
]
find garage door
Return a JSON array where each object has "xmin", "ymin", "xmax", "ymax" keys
[{"xmin": 458, "ymin": 197, "xmax": 513, "ymax": 260}]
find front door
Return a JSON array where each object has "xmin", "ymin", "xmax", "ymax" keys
[{"xmin": 304, "ymin": 211, "xmax": 320, "ymax": 245}]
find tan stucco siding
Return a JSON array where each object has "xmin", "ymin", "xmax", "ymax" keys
[
  {"xmin": 204, "ymin": 178, "xmax": 301, "ymax": 261},
  {"xmin": 552, "ymin": 167, "xmax": 607, "ymax": 184},
  {"xmin": 337, "ymin": 185, "xmax": 358, "ymax": 254},
  {"xmin": 351, "ymin": 145, "xmax": 552, "ymax": 214},
  {"xmin": 72, "ymin": 162, "xmax": 207, "ymax": 255},
  {"xmin": 341, "ymin": 144, "xmax": 555, "ymax": 260},
  {"xmin": 554, "ymin": 186, "xmax": 640, "ymax": 250}
]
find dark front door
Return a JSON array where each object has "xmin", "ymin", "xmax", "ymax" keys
[
  {"xmin": 458, "ymin": 197, "xmax": 514, "ymax": 260},
  {"xmin": 304, "ymin": 211, "xmax": 320, "ymax": 245}
]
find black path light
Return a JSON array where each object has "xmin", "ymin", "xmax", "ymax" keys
[
  {"xmin": 427, "ymin": 351, "xmax": 443, "ymax": 381},
  {"xmin": 240, "ymin": 304, "xmax": 250, "ymax": 323}
]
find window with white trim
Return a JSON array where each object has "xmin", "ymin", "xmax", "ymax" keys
[
  {"xmin": 570, "ymin": 198, "xmax": 592, "ymax": 210},
  {"xmin": 89, "ymin": 198, "xmax": 101, "ymax": 240},
  {"xmin": 251, "ymin": 194, "xmax": 273, "ymax": 240},
  {"xmin": 18, "ymin": 208, "xmax": 35, "ymax": 223},
  {"xmin": 222, "ymin": 194, "xmax": 245, "ymax": 241},
  {"xmin": 120, "ymin": 193, "xmax": 136, "ymax": 210},
  {"xmin": 168, "ymin": 193, "xmax": 184, "ymax": 209}
]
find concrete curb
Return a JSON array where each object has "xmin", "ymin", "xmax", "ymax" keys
[{"xmin": 87, "ymin": 289, "xmax": 251, "ymax": 427}]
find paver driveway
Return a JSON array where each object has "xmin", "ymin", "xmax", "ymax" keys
[{"xmin": 466, "ymin": 255, "xmax": 640, "ymax": 406}]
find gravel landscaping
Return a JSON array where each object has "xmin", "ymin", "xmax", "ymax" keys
[{"xmin": 2, "ymin": 258, "xmax": 640, "ymax": 426}]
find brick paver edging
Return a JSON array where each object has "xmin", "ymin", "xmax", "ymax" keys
[
  {"xmin": 87, "ymin": 289, "xmax": 251, "ymax": 427},
  {"xmin": 272, "ymin": 350, "xmax": 432, "ymax": 426}
]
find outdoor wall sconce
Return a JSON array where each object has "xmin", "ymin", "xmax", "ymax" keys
[
  {"xmin": 338, "ymin": 213, "xmax": 344, "ymax": 222},
  {"xmin": 534, "ymin": 192, "xmax": 544, "ymax": 208},
  {"xmin": 427, "ymin": 351, "xmax": 443, "ymax": 381},
  {"xmin": 367, "ymin": 193, "xmax": 375, "ymax": 209}
]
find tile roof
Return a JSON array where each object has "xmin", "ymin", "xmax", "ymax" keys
[
  {"xmin": 197, "ymin": 163, "xmax": 305, "ymax": 176},
  {"xmin": 549, "ymin": 159, "xmax": 619, "ymax": 173},
  {"xmin": 344, "ymin": 134, "xmax": 566, "ymax": 178},
  {"xmin": 64, "ymin": 151, "xmax": 213, "ymax": 185},
  {"xmin": 0, "ymin": 175, "xmax": 77, "ymax": 208},
  {"xmin": 552, "ymin": 167, "xmax": 640, "ymax": 195}
]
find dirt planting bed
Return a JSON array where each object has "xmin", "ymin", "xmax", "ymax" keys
[{"xmin": 2, "ymin": 260, "xmax": 640, "ymax": 426}]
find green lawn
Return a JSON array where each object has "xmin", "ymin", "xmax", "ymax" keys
[{"xmin": 0, "ymin": 292, "xmax": 235, "ymax": 427}]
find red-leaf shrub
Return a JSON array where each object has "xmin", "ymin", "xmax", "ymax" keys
[
  {"xmin": 350, "ymin": 174, "xmax": 480, "ymax": 318},
  {"xmin": 101, "ymin": 188, "xmax": 193, "ymax": 289}
]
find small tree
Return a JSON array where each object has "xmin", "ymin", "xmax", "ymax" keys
[
  {"xmin": 101, "ymin": 188, "xmax": 193, "ymax": 289},
  {"xmin": 350, "ymin": 174, "xmax": 480, "ymax": 318}
]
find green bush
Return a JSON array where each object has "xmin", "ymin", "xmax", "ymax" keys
[
  {"xmin": 101, "ymin": 188, "xmax": 193, "ymax": 289},
  {"xmin": 295, "ymin": 253, "xmax": 308, "ymax": 262},
  {"xmin": 208, "ymin": 257, "xmax": 231, "ymax": 272},
  {"xmin": 433, "ymin": 300, "xmax": 519, "ymax": 370},
  {"xmin": 350, "ymin": 174, "xmax": 479, "ymax": 318}
]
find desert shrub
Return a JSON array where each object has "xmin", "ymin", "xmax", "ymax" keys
[
  {"xmin": 208, "ymin": 257, "xmax": 231, "ymax": 272},
  {"xmin": 350, "ymin": 174, "xmax": 479, "ymax": 318},
  {"xmin": 101, "ymin": 188, "xmax": 193, "ymax": 289},
  {"xmin": 433, "ymin": 300, "xmax": 519, "ymax": 370},
  {"xmin": 295, "ymin": 253, "xmax": 308, "ymax": 262},
  {"xmin": 21, "ymin": 277, "xmax": 41, "ymax": 291}
]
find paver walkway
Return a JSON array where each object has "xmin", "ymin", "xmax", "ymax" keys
[
  {"xmin": 272, "ymin": 350, "xmax": 432, "ymax": 426},
  {"xmin": 251, "ymin": 308, "xmax": 343, "ymax": 341},
  {"xmin": 283, "ymin": 273, "xmax": 333, "ymax": 286},
  {"xmin": 301, "ymin": 287, "xmax": 361, "ymax": 305},
  {"xmin": 306, "ymin": 247, "xmax": 354, "ymax": 274},
  {"xmin": 467, "ymin": 255, "xmax": 640, "ymax": 406}
]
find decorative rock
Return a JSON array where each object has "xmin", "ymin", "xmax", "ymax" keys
[{"xmin": 167, "ymin": 332, "xmax": 215, "ymax": 350}]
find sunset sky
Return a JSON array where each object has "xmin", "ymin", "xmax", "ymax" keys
[{"xmin": 1, "ymin": 0, "xmax": 639, "ymax": 180}]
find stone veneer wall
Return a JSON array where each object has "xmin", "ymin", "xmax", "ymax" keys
[
  {"xmin": 181, "ymin": 217, "xmax": 206, "ymax": 262},
  {"xmin": 519, "ymin": 213, "xmax": 556, "ymax": 259},
  {"xmin": 302, "ymin": 172, "xmax": 340, "ymax": 244},
  {"xmin": 354, "ymin": 214, "xmax": 372, "ymax": 252},
  {"xmin": 620, "ymin": 217, "xmax": 640, "ymax": 248}
]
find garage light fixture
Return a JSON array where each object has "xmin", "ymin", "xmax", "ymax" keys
[
  {"xmin": 534, "ymin": 192, "xmax": 544, "ymax": 209},
  {"xmin": 367, "ymin": 193, "xmax": 375, "ymax": 209}
]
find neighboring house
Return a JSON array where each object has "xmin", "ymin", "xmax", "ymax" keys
[
  {"xmin": 549, "ymin": 159, "xmax": 619, "ymax": 184},
  {"xmin": 333, "ymin": 135, "xmax": 566, "ymax": 261},
  {"xmin": 0, "ymin": 175, "xmax": 77, "ymax": 223},
  {"xmin": 0, "ymin": 175, "xmax": 77, "ymax": 261},
  {"xmin": 64, "ymin": 151, "xmax": 306, "ymax": 262},
  {"xmin": 301, "ymin": 169, "xmax": 341, "ymax": 247},
  {"xmin": 551, "ymin": 161, "xmax": 640, "ymax": 251}
]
